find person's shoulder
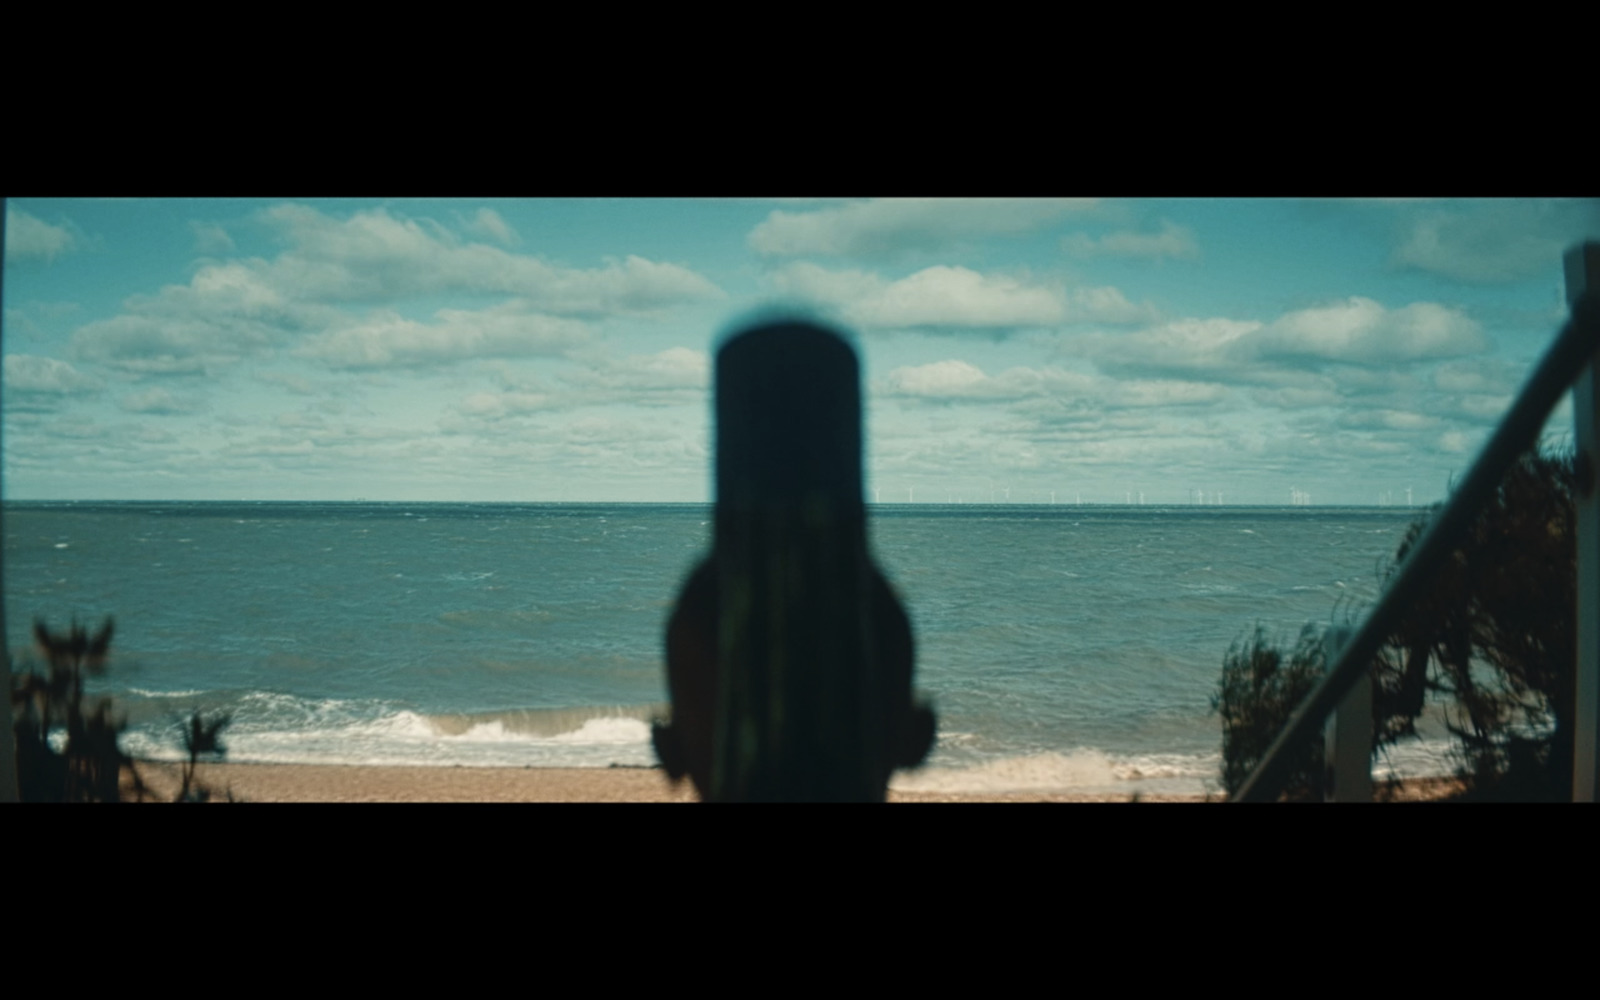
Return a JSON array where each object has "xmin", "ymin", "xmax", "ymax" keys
[{"xmin": 870, "ymin": 565, "xmax": 908, "ymax": 617}]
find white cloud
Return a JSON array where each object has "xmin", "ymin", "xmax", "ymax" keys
[
  {"xmin": 1337, "ymin": 409, "xmax": 1440, "ymax": 431},
  {"xmin": 1062, "ymin": 219, "xmax": 1199, "ymax": 260},
  {"xmin": 190, "ymin": 221, "xmax": 236, "ymax": 254},
  {"xmin": 74, "ymin": 216, "xmax": 659, "ymax": 372},
  {"xmin": 130, "ymin": 424, "xmax": 178, "ymax": 445},
  {"xmin": 1447, "ymin": 394, "xmax": 1513, "ymax": 421},
  {"xmin": 434, "ymin": 413, "xmax": 699, "ymax": 475},
  {"xmin": 851, "ymin": 266, "xmax": 1066, "ymax": 330},
  {"xmin": 1085, "ymin": 299, "xmax": 1486, "ymax": 383},
  {"xmin": 461, "ymin": 208, "xmax": 518, "ymax": 247},
  {"xmin": 119, "ymin": 387, "xmax": 197, "ymax": 415},
  {"xmin": 1078, "ymin": 317, "xmax": 1264, "ymax": 380},
  {"xmin": 452, "ymin": 346, "xmax": 712, "ymax": 424},
  {"xmin": 256, "ymin": 371, "xmax": 319, "ymax": 396},
  {"xmin": 1326, "ymin": 367, "xmax": 1420, "ymax": 398},
  {"xmin": 748, "ymin": 198, "xmax": 1101, "ymax": 258},
  {"xmin": 155, "ymin": 261, "xmax": 318, "ymax": 326},
  {"xmin": 72, "ymin": 312, "xmax": 281, "ymax": 374},
  {"xmin": 885, "ymin": 359, "xmax": 994, "ymax": 398},
  {"xmin": 234, "ymin": 438, "xmax": 317, "ymax": 457},
  {"xmin": 765, "ymin": 261, "xmax": 883, "ymax": 308},
  {"xmin": 882, "ymin": 359, "xmax": 1223, "ymax": 410},
  {"xmin": 564, "ymin": 346, "xmax": 710, "ymax": 392},
  {"xmin": 4, "ymin": 354, "xmax": 103, "ymax": 396},
  {"xmin": 1430, "ymin": 358, "xmax": 1523, "ymax": 395},
  {"xmin": 6, "ymin": 209, "xmax": 86, "ymax": 263},
  {"xmin": 258, "ymin": 203, "xmax": 722, "ymax": 312},
  {"xmin": 768, "ymin": 262, "xmax": 1072, "ymax": 331},
  {"xmin": 3, "ymin": 308, "xmax": 41, "ymax": 341},
  {"xmin": 296, "ymin": 302, "xmax": 589, "ymax": 370},
  {"xmin": 1250, "ymin": 384, "xmax": 1343, "ymax": 409},
  {"xmin": 70, "ymin": 261, "xmax": 344, "ymax": 373},
  {"xmin": 1254, "ymin": 297, "xmax": 1488, "ymax": 365},
  {"xmin": 1066, "ymin": 286, "xmax": 1161, "ymax": 325},
  {"xmin": 1389, "ymin": 199, "xmax": 1600, "ymax": 283},
  {"xmin": 275, "ymin": 410, "xmax": 328, "ymax": 430},
  {"xmin": 39, "ymin": 417, "xmax": 107, "ymax": 439},
  {"xmin": 455, "ymin": 391, "xmax": 556, "ymax": 421},
  {"xmin": 1110, "ymin": 379, "xmax": 1228, "ymax": 408}
]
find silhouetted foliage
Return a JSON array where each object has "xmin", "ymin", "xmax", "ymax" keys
[
  {"xmin": 9, "ymin": 618, "xmax": 239, "ymax": 802},
  {"xmin": 1371, "ymin": 451, "xmax": 1576, "ymax": 800},
  {"xmin": 1216, "ymin": 450, "xmax": 1577, "ymax": 802},
  {"xmin": 175, "ymin": 709, "xmax": 233, "ymax": 803},
  {"xmin": 10, "ymin": 617, "xmax": 150, "ymax": 802},
  {"xmin": 1213, "ymin": 624, "xmax": 1329, "ymax": 801}
]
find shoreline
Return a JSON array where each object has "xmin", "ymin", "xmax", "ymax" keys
[{"xmin": 120, "ymin": 760, "xmax": 1466, "ymax": 803}]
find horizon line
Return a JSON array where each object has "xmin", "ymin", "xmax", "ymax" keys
[{"xmin": 0, "ymin": 497, "xmax": 1427, "ymax": 509}]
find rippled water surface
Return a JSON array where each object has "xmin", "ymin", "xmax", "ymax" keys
[{"xmin": 4, "ymin": 501, "xmax": 1435, "ymax": 793}]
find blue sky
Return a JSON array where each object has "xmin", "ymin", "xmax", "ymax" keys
[{"xmin": 4, "ymin": 197, "xmax": 1596, "ymax": 504}]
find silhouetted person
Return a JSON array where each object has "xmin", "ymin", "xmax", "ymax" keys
[{"xmin": 652, "ymin": 319, "xmax": 935, "ymax": 801}]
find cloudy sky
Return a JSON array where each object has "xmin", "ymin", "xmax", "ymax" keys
[{"xmin": 4, "ymin": 197, "xmax": 1596, "ymax": 504}]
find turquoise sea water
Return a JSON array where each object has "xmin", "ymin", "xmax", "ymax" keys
[{"xmin": 2, "ymin": 501, "xmax": 1447, "ymax": 795}]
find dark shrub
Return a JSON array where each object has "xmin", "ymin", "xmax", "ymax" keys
[
  {"xmin": 1217, "ymin": 450, "xmax": 1577, "ymax": 802},
  {"xmin": 1214, "ymin": 624, "xmax": 1330, "ymax": 801}
]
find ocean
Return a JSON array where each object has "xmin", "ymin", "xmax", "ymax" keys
[{"xmin": 1, "ymin": 501, "xmax": 1453, "ymax": 796}]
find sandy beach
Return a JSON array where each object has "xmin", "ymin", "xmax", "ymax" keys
[{"xmin": 120, "ymin": 760, "xmax": 1464, "ymax": 803}]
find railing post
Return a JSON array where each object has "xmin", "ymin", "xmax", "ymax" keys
[
  {"xmin": 1323, "ymin": 627, "xmax": 1371, "ymax": 802},
  {"xmin": 1568, "ymin": 242, "xmax": 1600, "ymax": 803}
]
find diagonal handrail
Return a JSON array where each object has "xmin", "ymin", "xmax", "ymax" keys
[{"xmin": 1233, "ymin": 287, "xmax": 1600, "ymax": 802}]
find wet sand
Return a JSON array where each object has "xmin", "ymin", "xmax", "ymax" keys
[{"xmin": 121, "ymin": 761, "xmax": 1465, "ymax": 802}]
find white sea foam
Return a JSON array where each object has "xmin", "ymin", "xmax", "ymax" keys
[
  {"xmin": 893, "ymin": 747, "xmax": 1222, "ymax": 796},
  {"xmin": 127, "ymin": 687, "xmax": 212, "ymax": 699},
  {"xmin": 889, "ymin": 739, "xmax": 1458, "ymax": 798},
  {"xmin": 894, "ymin": 750, "xmax": 1122, "ymax": 793},
  {"xmin": 548, "ymin": 717, "xmax": 652, "ymax": 744},
  {"xmin": 1373, "ymin": 737, "xmax": 1456, "ymax": 780},
  {"xmin": 1110, "ymin": 751, "xmax": 1218, "ymax": 782},
  {"xmin": 119, "ymin": 692, "xmax": 660, "ymax": 769}
]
